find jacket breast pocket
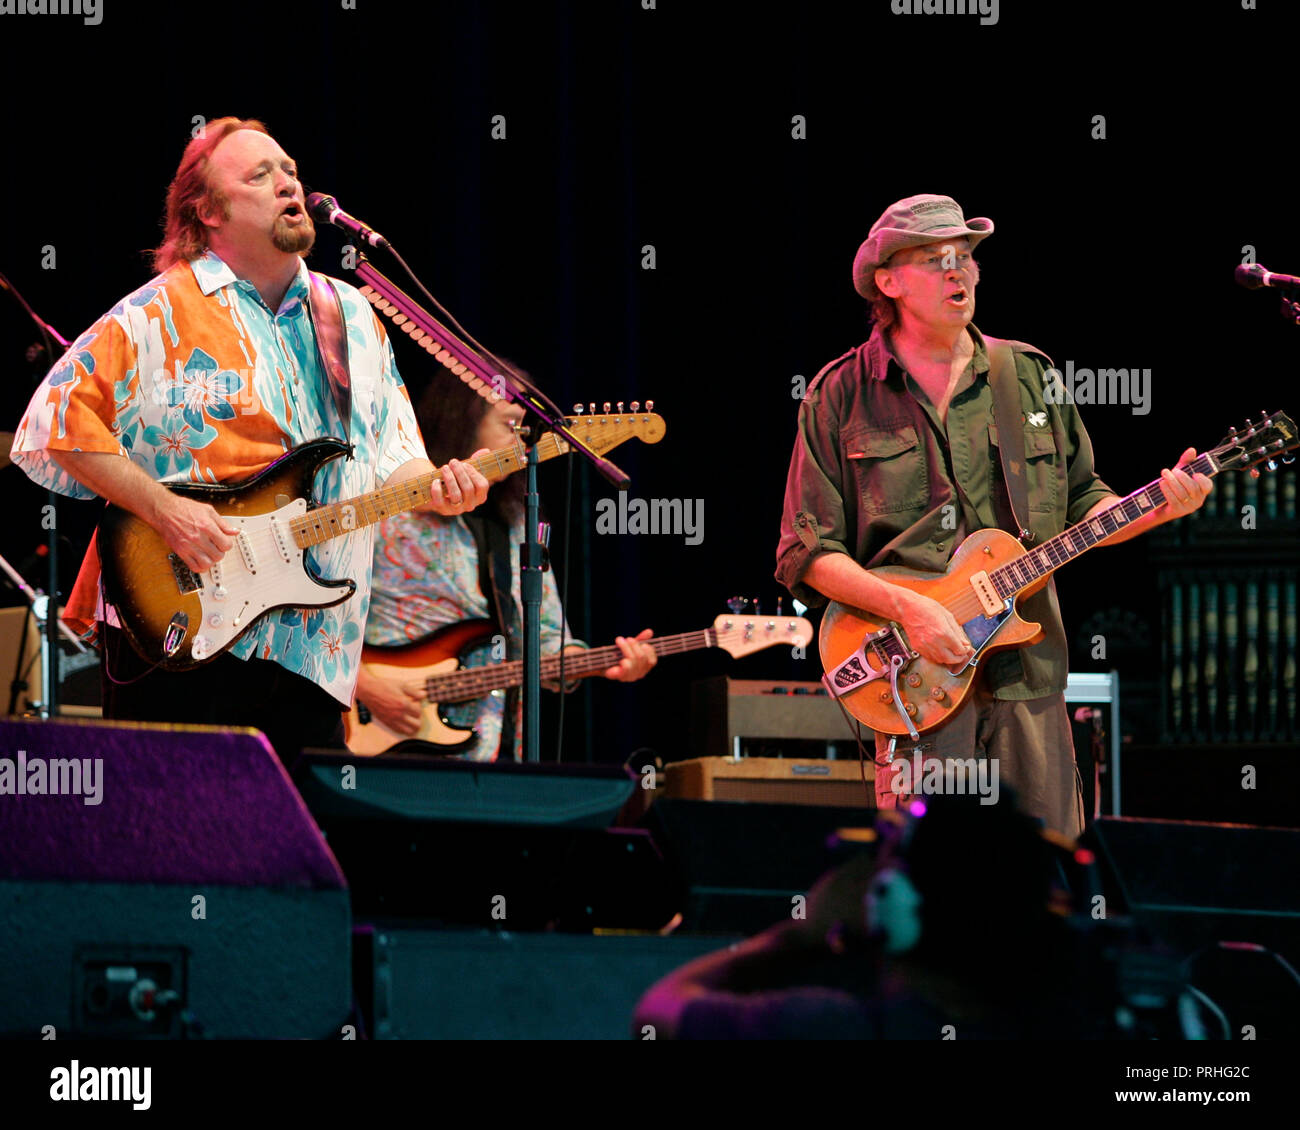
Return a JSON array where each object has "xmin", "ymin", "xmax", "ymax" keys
[
  {"xmin": 1023, "ymin": 427, "xmax": 1058, "ymax": 512},
  {"xmin": 843, "ymin": 422, "xmax": 928, "ymax": 515},
  {"xmin": 989, "ymin": 424, "xmax": 1059, "ymax": 514}
]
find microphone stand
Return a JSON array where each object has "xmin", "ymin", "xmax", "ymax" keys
[
  {"xmin": 348, "ymin": 253, "xmax": 631, "ymax": 763},
  {"xmin": 0, "ymin": 270, "xmax": 83, "ymax": 717}
]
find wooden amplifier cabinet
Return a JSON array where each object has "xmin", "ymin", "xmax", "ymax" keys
[{"xmin": 661, "ymin": 756, "xmax": 874, "ymax": 808}]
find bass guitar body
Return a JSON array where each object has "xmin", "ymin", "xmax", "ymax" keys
[
  {"xmin": 819, "ymin": 527, "xmax": 1045, "ymax": 737},
  {"xmin": 344, "ymin": 620, "xmax": 498, "ymax": 756}
]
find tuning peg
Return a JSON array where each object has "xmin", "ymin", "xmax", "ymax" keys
[
  {"xmin": 726, "ymin": 596, "xmax": 748, "ymax": 614},
  {"xmin": 630, "ymin": 401, "xmax": 641, "ymax": 412},
  {"xmin": 603, "ymin": 401, "xmax": 611, "ymax": 414},
  {"xmin": 616, "ymin": 401, "xmax": 624, "ymax": 413},
  {"xmin": 646, "ymin": 399, "xmax": 654, "ymax": 411},
  {"xmin": 1267, "ymin": 459, "xmax": 1279, "ymax": 472},
  {"xmin": 1250, "ymin": 468, "xmax": 1261, "ymax": 479},
  {"xmin": 1283, "ymin": 453, "xmax": 1296, "ymax": 464},
  {"xmin": 573, "ymin": 403, "xmax": 584, "ymax": 414},
  {"xmin": 588, "ymin": 403, "xmax": 596, "ymax": 415},
  {"xmin": 776, "ymin": 596, "xmax": 784, "ymax": 618}
]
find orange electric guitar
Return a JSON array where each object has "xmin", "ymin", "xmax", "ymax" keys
[
  {"xmin": 345, "ymin": 614, "xmax": 814, "ymax": 756},
  {"xmin": 820, "ymin": 412, "xmax": 1297, "ymax": 738}
]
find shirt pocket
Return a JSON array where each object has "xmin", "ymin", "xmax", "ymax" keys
[
  {"xmin": 842, "ymin": 422, "xmax": 928, "ymax": 515},
  {"xmin": 989, "ymin": 424, "xmax": 1059, "ymax": 514},
  {"xmin": 1023, "ymin": 426, "xmax": 1059, "ymax": 513}
]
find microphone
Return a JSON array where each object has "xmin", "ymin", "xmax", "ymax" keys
[
  {"xmin": 1235, "ymin": 263, "xmax": 1300, "ymax": 290},
  {"xmin": 305, "ymin": 193, "xmax": 390, "ymax": 250}
]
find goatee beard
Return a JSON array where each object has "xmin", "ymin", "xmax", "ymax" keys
[{"xmin": 271, "ymin": 216, "xmax": 315, "ymax": 255}]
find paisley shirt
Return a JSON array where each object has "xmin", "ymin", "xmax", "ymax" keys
[
  {"xmin": 366, "ymin": 510, "xmax": 583, "ymax": 761},
  {"xmin": 11, "ymin": 250, "xmax": 426, "ymax": 706}
]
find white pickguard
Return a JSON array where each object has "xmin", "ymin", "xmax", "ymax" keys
[{"xmin": 185, "ymin": 498, "xmax": 352, "ymax": 663}]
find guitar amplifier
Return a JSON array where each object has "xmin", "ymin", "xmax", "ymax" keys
[
  {"xmin": 690, "ymin": 676, "xmax": 851, "ymax": 759},
  {"xmin": 661, "ymin": 756, "xmax": 874, "ymax": 808}
]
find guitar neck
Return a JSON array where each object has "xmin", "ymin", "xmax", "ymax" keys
[
  {"xmin": 290, "ymin": 436, "xmax": 571, "ymax": 549},
  {"xmin": 429, "ymin": 628, "xmax": 719, "ymax": 704},
  {"xmin": 994, "ymin": 450, "xmax": 1220, "ymax": 597}
]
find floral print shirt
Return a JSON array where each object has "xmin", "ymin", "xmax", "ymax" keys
[
  {"xmin": 11, "ymin": 250, "xmax": 426, "ymax": 706},
  {"xmin": 366, "ymin": 510, "xmax": 582, "ymax": 761}
]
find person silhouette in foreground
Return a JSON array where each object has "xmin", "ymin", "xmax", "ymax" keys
[{"xmin": 635, "ymin": 788, "xmax": 1126, "ymax": 1039}]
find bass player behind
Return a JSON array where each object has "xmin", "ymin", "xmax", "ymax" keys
[
  {"xmin": 358, "ymin": 372, "xmax": 656, "ymax": 761},
  {"xmin": 775, "ymin": 194, "xmax": 1211, "ymax": 836},
  {"xmin": 9, "ymin": 117, "xmax": 489, "ymax": 764}
]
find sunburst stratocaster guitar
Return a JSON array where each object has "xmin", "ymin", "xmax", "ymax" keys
[
  {"xmin": 98, "ymin": 408, "xmax": 666, "ymax": 669},
  {"xmin": 344, "ymin": 614, "xmax": 814, "ymax": 756},
  {"xmin": 820, "ymin": 412, "xmax": 1297, "ymax": 738}
]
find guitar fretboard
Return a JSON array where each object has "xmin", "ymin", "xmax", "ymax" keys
[
  {"xmin": 427, "ymin": 628, "xmax": 720, "ymax": 703},
  {"xmin": 991, "ymin": 452, "xmax": 1219, "ymax": 597},
  {"xmin": 289, "ymin": 431, "xmax": 571, "ymax": 548}
]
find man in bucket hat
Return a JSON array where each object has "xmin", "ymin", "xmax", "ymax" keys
[{"xmin": 776, "ymin": 194, "xmax": 1211, "ymax": 837}]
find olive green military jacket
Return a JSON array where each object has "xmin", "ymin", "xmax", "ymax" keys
[{"xmin": 776, "ymin": 323, "xmax": 1117, "ymax": 700}]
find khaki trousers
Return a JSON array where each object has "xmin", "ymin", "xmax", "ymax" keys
[{"xmin": 873, "ymin": 678, "xmax": 1085, "ymax": 840}]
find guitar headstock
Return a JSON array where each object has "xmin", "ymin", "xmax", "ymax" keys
[
  {"xmin": 551, "ymin": 402, "xmax": 667, "ymax": 456},
  {"xmin": 1210, "ymin": 410, "xmax": 1298, "ymax": 476},
  {"xmin": 712, "ymin": 614, "xmax": 813, "ymax": 658}
]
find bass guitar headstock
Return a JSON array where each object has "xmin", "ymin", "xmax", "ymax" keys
[{"xmin": 712, "ymin": 614, "xmax": 813, "ymax": 658}]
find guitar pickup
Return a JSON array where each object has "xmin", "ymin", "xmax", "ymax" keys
[
  {"xmin": 968, "ymin": 570, "xmax": 1004, "ymax": 616},
  {"xmin": 168, "ymin": 553, "xmax": 203, "ymax": 595}
]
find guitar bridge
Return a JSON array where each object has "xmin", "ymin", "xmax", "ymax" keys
[
  {"xmin": 168, "ymin": 553, "xmax": 203, "ymax": 595},
  {"xmin": 822, "ymin": 622, "xmax": 916, "ymax": 693}
]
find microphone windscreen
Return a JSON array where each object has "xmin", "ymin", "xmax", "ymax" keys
[{"xmin": 1235, "ymin": 263, "xmax": 1267, "ymax": 289}]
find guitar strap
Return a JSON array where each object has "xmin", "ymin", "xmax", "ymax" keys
[
  {"xmin": 307, "ymin": 272, "xmax": 353, "ymax": 447},
  {"xmin": 983, "ymin": 336, "xmax": 1035, "ymax": 546},
  {"xmin": 464, "ymin": 510, "xmax": 521, "ymax": 760}
]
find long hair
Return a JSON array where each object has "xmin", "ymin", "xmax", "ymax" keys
[
  {"xmin": 152, "ymin": 117, "xmax": 271, "ymax": 272},
  {"xmin": 415, "ymin": 374, "xmax": 525, "ymax": 524}
]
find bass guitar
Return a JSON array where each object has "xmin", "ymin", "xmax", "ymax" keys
[
  {"xmin": 99, "ymin": 409, "xmax": 666, "ymax": 668},
  {"xmin": 345, "ymin": 614, "xmax": 814, "ymax": 756},
  {"xmin": 820, "ymin": 412, "xmax": 1297, "ymax": 738}
]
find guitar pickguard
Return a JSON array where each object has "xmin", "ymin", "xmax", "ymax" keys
[{"xmin": 953, "ymin": 600, "xmax": 1014, "ymax": 672}]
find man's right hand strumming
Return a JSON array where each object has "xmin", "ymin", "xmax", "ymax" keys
[
  {"xmin": 803, "ymin": 551, "xmax": 974, "ymax": 668},
  {"xmin": 50, "ymin": 450, "xmax": 238, "ymax": 574},
  {"xmin": 152, "ymin": 494, "xmax": 237, "ymax": 573},
  {"xmin": 892, "ymin": 589, "xmax": 975, "ymax": 668},
  {"xmin": 355, "ymin": 665, "xmax": 423, "ymax": 736}
]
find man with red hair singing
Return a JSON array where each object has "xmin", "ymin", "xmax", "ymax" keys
[{"xmin": 11, "ymin": 117, "xmax": 488, "ymax": 763}]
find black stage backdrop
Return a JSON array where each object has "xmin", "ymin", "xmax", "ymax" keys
[{"xmin": 0, "ymin": 2, "xmax": 1296, "ymax": 763}]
